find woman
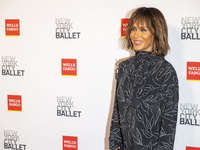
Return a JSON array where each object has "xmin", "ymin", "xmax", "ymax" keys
[{"xmin": 109, "ymin": 7, "xmax": 179, "ymax": 150}]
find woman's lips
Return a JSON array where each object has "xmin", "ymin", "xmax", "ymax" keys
[{"xmin": 134, "ymin": 40, "xmax": 143, "ymax": 45}]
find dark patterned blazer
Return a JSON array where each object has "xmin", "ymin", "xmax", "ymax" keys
[{"xmin": 109, "ymin": 50, "xmax": 179, "ymax": 150}]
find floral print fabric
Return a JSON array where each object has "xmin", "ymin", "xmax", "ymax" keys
[{"xmin": 109, "ymin": 51, "xmax": 179, "ymax": 150}]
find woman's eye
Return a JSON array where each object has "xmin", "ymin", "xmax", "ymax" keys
[
  {"xmin": 141, "ymin": 29, "xmax": 147, "ymax": 32},
  {"xmin": 131, "ymin": 28, "xmax": 136, "ymax": 31}
]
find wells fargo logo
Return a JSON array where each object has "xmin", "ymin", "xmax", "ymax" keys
[
  {"xmin": 62, "ymin": 59, "xmax": 77, "ymax": 76},
  {"xmin": 7, "ymin": 95, "xmax": 22, "ymax": 112},
  {"xmin": 186, "ymin": 146, "xmax": 200, "ymax": 150},
  {"xmin": 187, "ymin": 62, "xmax": 200, "ymax": 81},
  {"xmin": 63, "ymin": 136, "xmax": 78, "ymax": 150},
  {"xmin": 5, "ymin": 19, "xmax": 20, "ymax": 37},
  {"xmin": 121, "ymin": 18, "xmax": 129, "ymax": 37}
]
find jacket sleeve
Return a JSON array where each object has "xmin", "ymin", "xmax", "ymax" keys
[
  {"xmin": 109, "ymin": 63, "xmax": 123, "ymax": 150},
  {"xmin": 157, "ymin": 69, "xmax": 179, "ymax": 150}
]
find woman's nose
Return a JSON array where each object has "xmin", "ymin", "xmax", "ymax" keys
[{"xmin": 134, "ymin": 30, "xmax": 140, "ymax": 37}]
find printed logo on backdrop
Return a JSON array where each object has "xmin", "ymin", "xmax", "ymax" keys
[
  {"xmin": 57, "ymin": 96, "xmax": 81, "ymax": 117},
  {"xmin": 186, "ymin": 146, "xmax": 200, "ymax": 150},
  {"xmin": 1, "ymin": 56, "xmax": 25, "ymax": 76},
  {"xmin": 61, "ymin": 59, "xmax": 77, "ymax": 76},
  {"xmin": 5, "ymin": 19, "xmax": 20, "ymax": 37},
  {"xmin": 121, "ymin": 19, "xmax": 129, "ymax": 37},
  {"xmin": 55, "ymin": 18, "xmax": 80, "ymax": 39},
  {"xmin": 4, "ymin": 130, "xmax": 26, "ymax": 150},
  {"xmin": 187, "ymin": 62, "xmax": 200, "ymax": 81},
  {"xmin": 180, "ymin": 103, "xmax": 200, "ymax": 126},
  {"xmin": 7, "ymin": 95, "xmax": 22, "ymax": 112},
  {"xmin": 63, "ymin": 136, "xmax": 78, "ymax": 150},
  {"xmin": 181, "ymin": 17, "xmax": 200, "ymax": 40}
]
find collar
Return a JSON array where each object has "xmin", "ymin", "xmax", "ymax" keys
[{"xmin": 135, "ymin": 50, "xmax": 155, "ymax": 61}]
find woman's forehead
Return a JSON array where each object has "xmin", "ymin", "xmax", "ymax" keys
[{"xmin": 131, "ymin": 18, "xmax": 154, "ymax": 33}]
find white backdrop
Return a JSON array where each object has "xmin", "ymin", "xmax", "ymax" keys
[{"xmin": 0, "ymin": 0, "xmax": 200, "ymax": 150}]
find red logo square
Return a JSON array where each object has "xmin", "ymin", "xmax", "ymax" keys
[
  {"xmin": 121, "ymin": 18, "xmax": 129, "ymax": 37},
  {"xmin": 63, "ymin": 136, "xmax": 78, "ymax": 150},
  {"xmin": 7, "ymin": 95, "xmax": 22, "ymax": 112},
  {"xmin": 62, "ymin": 59, "xmax": 77, "ymax": 76},
  {"xmin": 186, "ymin": 146, "xmax": 200, "ymax": 150},
  {"xmin": 187, "ymin": 62, "xmax": 200, "ymax": 81},
  {"xmin": 5, "ymin": 19, "xmax": 20, "ymax": 36}
]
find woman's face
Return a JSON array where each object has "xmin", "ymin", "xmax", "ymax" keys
[{"xmin": 130, "ymin": 21, "xmax": 154, "ymax": 52}]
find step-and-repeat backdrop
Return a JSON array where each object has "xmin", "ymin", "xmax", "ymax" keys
[{"xmin": 0, "ymin": 0, "xmax": 200, "ymax": 150}]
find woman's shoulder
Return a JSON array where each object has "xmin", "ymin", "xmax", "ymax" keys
[
  {"xmin": 162, "ymin": 59, "xmax": 177, "ymax": 72},
  {"xmin": 160, "ymin": 59, "xmax": 179, "ymax": 82},
  {"xmin": 115, "ymin": 56, "xmax": 134, "ymax": 79},
  {"xmin": 121, "ymin": 56, "xmax": 134, "ymax": 62},
  {"xmin": 118, "ymin": 56, "xmax": 134, "ymax": 66}
]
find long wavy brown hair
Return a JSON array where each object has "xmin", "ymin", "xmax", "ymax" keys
[{"xmin": 125, "ymin": 7, "xmax": 170, "ymax": 56}]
